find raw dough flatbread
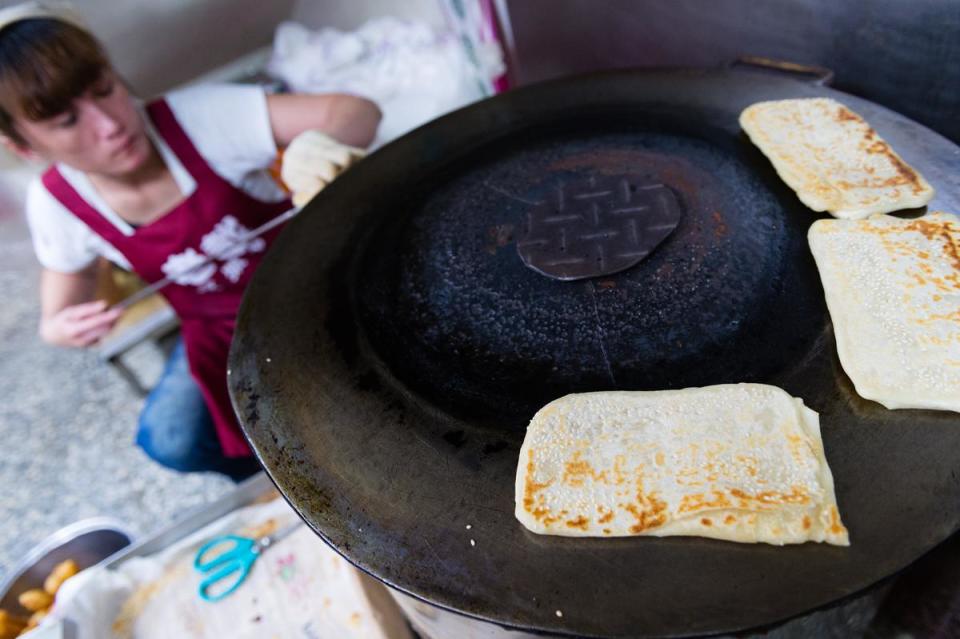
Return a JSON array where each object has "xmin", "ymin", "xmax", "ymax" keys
[
  {"xmin": 809, "ymin": 211, "xmax": 960, "ymax": 412},
  {"xmin": 515, "ymin": 384, "xmax": 849, "ymax": 545},
  {"xmin": 740, "ymin": 98, "xmax": 934, "ymax": 219}
]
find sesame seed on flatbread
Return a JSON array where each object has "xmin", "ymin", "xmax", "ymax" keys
[{"xmin": 809, "ymin": 211, "xmax": 960, "ymax": 411}]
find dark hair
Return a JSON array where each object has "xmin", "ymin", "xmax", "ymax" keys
[{"xmin": 0, "ymin": 18, "xmax": 109, "ymax": 145}]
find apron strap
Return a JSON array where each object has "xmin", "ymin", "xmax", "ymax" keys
[
  {"xmin": 41, "ymin": 166, "xmax": 131, "ymax": 247},
  {"xmin": 145, "ymin": 99, "xmax": 221, "ymax": 186}
]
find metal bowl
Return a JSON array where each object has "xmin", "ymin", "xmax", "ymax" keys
[{"xmin": 0, "ymin": 518, "xmax": 134, "ymax": 614}]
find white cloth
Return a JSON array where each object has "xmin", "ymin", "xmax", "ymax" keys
[
  {"xmin": 26, "ymin": 83, "xmax": 284, "ymax": 273},
  {"xmin": 44, "ymin": 497, "xmax": 412, "ymax": 639},
  {"xmin": 267, "ymin": 17, "xmax": 503, "ymax": 149}
]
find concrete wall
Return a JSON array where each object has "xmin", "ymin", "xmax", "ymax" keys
[
  {"xmin": 290, "ymin": 0, "xmax": 445, "ymax": 31},
  {"xmin": 0, "ymin": 0, "xmax": 296, "ymax": 97},
  {"xmin": 0, "ymin": 0, "xmax": 446, "ymax": 96}
]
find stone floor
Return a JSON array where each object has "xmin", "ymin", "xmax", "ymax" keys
[{"xmin": 0, "ymin": 167, "xmax": 232, "ymax": 583}]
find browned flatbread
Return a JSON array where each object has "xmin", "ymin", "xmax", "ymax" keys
[
  {"xmin": 808, "ymin": 211, "xmax": 960, "ymax": 412},
  {"xmin": 515, "ymin": 385, "xmax": 849, "ymax": 545},
  {"xmin": 740, "ymin": 98, "xmax": 934, "ymax": 219}
]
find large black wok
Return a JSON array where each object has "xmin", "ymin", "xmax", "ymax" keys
[{"xmin": 228, "ymin": 69, "xmax": 960, "ymax": 638}]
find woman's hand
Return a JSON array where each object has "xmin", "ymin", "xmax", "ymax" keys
[
  {"xmin": 38, "ymin": 260, "xmax": 119, "ymax": 348},
  {"xmin": 280, "ymin": 130, "xmax": 366, "ymax": 207},
  {"xmin": 39, "ymin": 299, "xmax": 121, "ymax": 347}
]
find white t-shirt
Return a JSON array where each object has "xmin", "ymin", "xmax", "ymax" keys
[{"xmin": 26, "ymin": 83, "xmax": 285, "ymax": 273}]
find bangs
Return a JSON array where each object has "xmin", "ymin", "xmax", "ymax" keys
[{"xmin": 0, "ymin": 18, "xmax": 108, "ymax": 122}]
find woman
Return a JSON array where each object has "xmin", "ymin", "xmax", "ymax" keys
[{"xmin": 0, "ymin": 3, "xmax": 382, "ymax": 480}]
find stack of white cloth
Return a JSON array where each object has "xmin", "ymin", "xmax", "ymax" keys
[{"xmin": 267, "ymin": 16, "xmax": 505, "ymax": 148}]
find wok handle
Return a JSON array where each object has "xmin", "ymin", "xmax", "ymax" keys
[{"xmin": 729, "ymin": 56, "xmax": 834, "ymax": 86}]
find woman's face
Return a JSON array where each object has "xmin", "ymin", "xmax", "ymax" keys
[{"xmin": 11, "ymin": 69, "xmax": 151, "ymax": 177}]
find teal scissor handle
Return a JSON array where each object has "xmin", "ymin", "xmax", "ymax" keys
[{"xmin": 194, "ymin": 535, "xmax": 260, "ymax": 602}]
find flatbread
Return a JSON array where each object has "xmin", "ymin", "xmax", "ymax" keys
[
  {"xmin": 808, "ymin": 211, "xmax": 960, "ymax": 412},
  {"xmin": 515, "ymin": 385, "xmax": 849, "ymax": 545},
  {"xmin": 740, "ymin": 98, "xmax": 934, "ymax": 219}
]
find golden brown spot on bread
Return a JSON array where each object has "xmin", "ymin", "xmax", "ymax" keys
[
  {"xmin": 677, "ymin": 490, "xmax": 732, "ymax": 513},
  {"xmin": 736, "ymin": 454, "xmax": 760, "ymax": 477},
  {"xmin": 562, "ymin": 450, "xmax": 609, "ymax": 487},
  {"xmin": 835, "ymin": 106, "xmax": 861, "ymax": 123},
  {"xmin": 823, "ymin": 108, "xmax": 928, "ymax": 193},
  {"xmin": 603, "ymin": 528, "xmax": 611, "ymax": 535},
  {"xmin": 655, "ymin": 451, "xmax": 665, "ymax": 466},
  {"xmin": 918, "ymin": 308, "xmax": 960, "ymax": 324},
  {"xmin": 530, "ymin": 500, "xmax": 562, "ymax": 526},
  {"xmin": 803, "ymin": 516, "xmax": 812, "ymax": 530},
  {"xmin": 724, "ymin": 515, "xmax": 736, "ymax": 525},
  {"xmin": 612, "ymin": 455, "xmax": 628, "ymax": 486},
  {"xmin": 855, "ymin": 139, "xmax": 927, "ymax": 194},
  {"xmin": 701, "ymin": 518, "xmax": 712, "ymax": 526},
  {"xmin": 597, "ymin": 507, "xmax": 614, "ymax": 524},
  {"xmin": 901, "ymin": 218, "xmax": 960, "ymax": 275},
  {"xmin": 729, "ymin": 486, "xmax": 811, "ymax": 506},
  {"xmin": 828, "ymin": 506, "xmax": 848, "ymax": 536},
  {"xmin": 532, "ymin": 507, "xmax": 562, "ymax": 526},
  {"xmin": 523, "ymin": 449, "xmax": 555, "ymax": 521},
  {"xmin": 566, "ymin": 516, "xmax": 589, "ymax": 531},
  {"xmin": 623, "ymin": 466, "xmax": 667, "ymax": 533},
  {"xmin": 625, "ymin": 499, "xmax": 667, "ymax": 533}
]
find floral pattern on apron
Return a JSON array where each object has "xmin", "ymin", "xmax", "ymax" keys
[{"xmin": 42, "ymin": 99, "xmax": 291, "ymax": 457}]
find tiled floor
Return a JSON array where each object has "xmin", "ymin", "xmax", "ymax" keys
[{"xmin": 0, "ymin": 170, "xmax": 232, "ymax": 582}]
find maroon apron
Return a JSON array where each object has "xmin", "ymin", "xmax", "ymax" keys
[{"xmin": 42, "ymin": 99, "xmax": 291, "ymax": 457}]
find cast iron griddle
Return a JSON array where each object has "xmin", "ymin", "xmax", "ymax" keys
[{"xmin": 228, "ymin": 69, "xmax": 960, "ymax": 638}]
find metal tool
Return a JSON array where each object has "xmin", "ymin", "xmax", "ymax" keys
[
  {"xmin": 113, "ymin": 206, "xmax": 299, "ymax": 311},
  {"xmin": 193, "ymin": 520, "xmax": 303, "ymax": 602}
]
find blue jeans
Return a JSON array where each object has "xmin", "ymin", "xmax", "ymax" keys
[{"xmin": 136, "ymin": 338, "xmax": 260, "ymax": 482}]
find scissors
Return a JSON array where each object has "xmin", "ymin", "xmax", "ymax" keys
[{"xmin": 193, "ymin": 520, "xmax": 303, "ymax": 602}]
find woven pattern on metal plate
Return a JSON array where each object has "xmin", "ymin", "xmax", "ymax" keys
[{"xmin": 517, "ymin": 175, "xmax": 682, "ymax": 281}]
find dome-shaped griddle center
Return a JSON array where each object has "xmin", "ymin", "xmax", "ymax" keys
[{"xmin": 356, "ymin": 123, "xmax": 825, "ymax": 427}]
